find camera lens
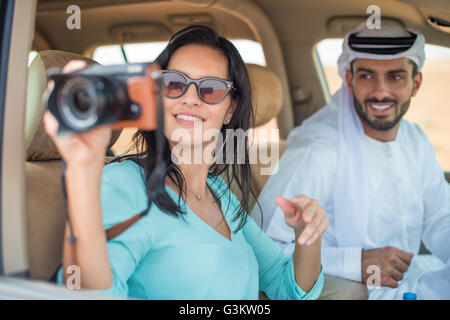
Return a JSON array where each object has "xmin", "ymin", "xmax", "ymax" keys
[
  {"xmin": 71, "ymin": 87, "xmax": 93, "ymax": 113},
  {"xmin": 59, "ymin": 77, "xmax": 106, "ymax": 131}
]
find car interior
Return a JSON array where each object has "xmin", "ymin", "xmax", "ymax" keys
[{"xmin": 1, "ymin": 0, "xmax": 449, "ymax": 298}]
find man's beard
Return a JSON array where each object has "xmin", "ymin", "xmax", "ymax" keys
[{"xmin": 353, "ymin": 96, "xmax": 411, "ymax": 131}]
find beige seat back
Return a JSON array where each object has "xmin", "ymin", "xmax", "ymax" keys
[
  {"xmin": 25, "ymin": 50, "xmax": 121, "ymax": 280},
  {"xmin": 226, "ymin": 64, "xmax": 286, "ymax": 210},
  {"xmin": 247, "ymin": 64, "xmax": 286, "ymax": 194}
]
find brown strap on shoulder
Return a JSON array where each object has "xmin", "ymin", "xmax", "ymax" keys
[
  {"xmin": 105, "ymin": 214, "xmax": 143, "ymax": 240},
  {"xmin": 54, "ymin": 214, "xmax": 142, "ymax": 282}
]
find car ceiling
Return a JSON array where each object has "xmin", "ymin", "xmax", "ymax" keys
[{"xmin": 35, "ymin": 0, "xmax": 450, "ymax": 54}]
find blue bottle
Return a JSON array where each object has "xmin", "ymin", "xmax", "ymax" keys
[{"xmin": 403, "ymin": 292, "xmax": 417, "ymax": 300}]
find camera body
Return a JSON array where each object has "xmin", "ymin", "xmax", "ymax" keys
[{"xmin": 44, "ymin": 62, "xmax": 161, "ymax": 135}]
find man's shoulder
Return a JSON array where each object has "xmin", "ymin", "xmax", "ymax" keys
[
  {"xmin": 286, "ymin": 136, "xmax": 337, "ymax": 158},
  {"xmin": 400, "ymin": 119, "xmax": 434, "ymax": 149},
  {"xmin": 401, "ymin": 119, "xmax": 426, "ymax": 136},
  {"xmin": 282, "ymin": 107, "xmax": 339, "ymax": 176},
  {"xmin": 279, "ymin": 135, "xmax": 338, "ymax": 184},
  {"xmin": 286, "ymin": 104, "xmax": 339, "ymax": 147},
  {"xmin": 285, "ymin": 121, "xmax": 338, "ymax": 160}
]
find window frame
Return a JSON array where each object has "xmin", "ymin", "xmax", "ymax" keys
[
  {"xmin": 0, "ymin": 0, "xmax": 15, "ymax": 276},
  {"xmin": 90, "ymin": 39, "xmax": 267, "ymax": 67}
]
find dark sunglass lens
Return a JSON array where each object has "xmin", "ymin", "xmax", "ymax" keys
[
  {"xmin": 199, "ymin": 79, "xmax": 228, "ymax": 103},
  {"xmin": 162, "ymin": 73, "xmax": 186, "ymax": 98}
]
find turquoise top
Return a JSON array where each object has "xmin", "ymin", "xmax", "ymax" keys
[{"xmin": 58, "ymin": 160, "xmax": 324, "ymax": 299}]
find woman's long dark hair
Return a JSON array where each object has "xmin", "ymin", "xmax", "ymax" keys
[{"xmin": 111, "ymin": 25, "xmax": 259, "ymax": 231}]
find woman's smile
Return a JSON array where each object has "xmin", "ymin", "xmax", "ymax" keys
[{"xmin": 174, "ymin": 112, "xmax": 205, "ymax": 126}]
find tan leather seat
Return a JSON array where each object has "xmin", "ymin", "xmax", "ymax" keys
[
  {"xmin": 25, "ymin": 50, "xmax": 121, "ymax": 280},
  {"xmin": 242, "ymin": 64, "xmax": 286, "ymax": 210}
]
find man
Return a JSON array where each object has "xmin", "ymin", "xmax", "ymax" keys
[{"xmin": 252, "ymin": 22, "xmax": 450, "ymax": 299}]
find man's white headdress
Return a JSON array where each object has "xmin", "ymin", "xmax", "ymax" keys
[{"xmin": 286, "ymin": 22, "xmax": 425, "ymax": 247}]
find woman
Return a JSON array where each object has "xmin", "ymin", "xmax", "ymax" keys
[{"xmin": 44, "ymin": 25, "xmax": 328, "ymax": 299}]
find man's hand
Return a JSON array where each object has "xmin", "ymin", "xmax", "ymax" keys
[
  {"xmin": 361, "ymin": 246, "xmax": 414, "ymax": 288},
  {"xmin": 275, "ymin": 195, "xmax": 328, "ymax": 246}
]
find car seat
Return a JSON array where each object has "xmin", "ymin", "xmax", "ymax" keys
[{"xmin": 227, "ymin": 64, "xmax": 286, "ymax": 210}]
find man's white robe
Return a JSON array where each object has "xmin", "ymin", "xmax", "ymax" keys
[{"xmin": 252, "ymin": 115, "xmax": 450, "ymax": 299}]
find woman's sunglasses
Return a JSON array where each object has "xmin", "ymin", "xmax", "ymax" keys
[{"xmin": 161, "ymin": 70, "xmax": 234, "ymax": 105}]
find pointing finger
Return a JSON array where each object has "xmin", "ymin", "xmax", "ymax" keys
[
  {"xmin": 275, "ymin": 196, "xmax": 296, "ymax": 218},
  {"xmin": 290, "ymin": 195, "xmax": 310, "ymax": 211}
]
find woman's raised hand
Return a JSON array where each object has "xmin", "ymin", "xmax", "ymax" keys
[
  {"xmin": 275, "ymin": 195, "xmax": 329, "ymax": 246},
  {"xmin": 43, "ymin": 60, "xmax": 112, "ymax": 168}
]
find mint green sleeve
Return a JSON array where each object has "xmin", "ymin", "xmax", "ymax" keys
[
  {"xmin": 57, "ymin": 161, "xmax": 152, "ymax": 298},
  {"xmin": 242, "ymin": 217, "xmax": 324, "ymax": 300}
]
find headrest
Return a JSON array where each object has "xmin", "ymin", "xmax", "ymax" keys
[
  {"xmin": 25, "ymin": 50, "xmax": 122, "ymax": 161},
  {"xmin": 246, "ymin": 64, "xmax": 283, "ymax": 127}
]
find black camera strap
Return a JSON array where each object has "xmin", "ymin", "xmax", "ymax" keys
[
  {"xmin": 60, "ymin": 159, "xmax": 79, "ymax": 275},
  {"xmin": 61, "ymin": 160, "xmax": 76, "ymax": 243}
]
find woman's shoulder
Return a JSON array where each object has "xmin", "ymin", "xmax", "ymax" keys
[{"xmin": 102, "ymin": 159, "xmax": 144, "ymax": 181}]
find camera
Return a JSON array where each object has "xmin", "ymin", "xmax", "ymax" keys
[{"xmin": 44, "ymin": 62, "xmax": 162, "ymax": 135}]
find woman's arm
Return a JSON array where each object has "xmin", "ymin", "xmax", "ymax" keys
[
  {"xmin": 276, "ymin": 195, "xmax": 327, "ymax": 292},
  {"xmin": 242, "ymin": 215, "xmax": 324, "ymax": 300},
  {"xmin": 61, "ymin": 163, "xmax": 113, "ymax": 290},
  {"xmin": 59, "ymin": 160, "xmax": 155, "ymax": 298},
  {"xmin": 292, "ymin": 230, "xmax": 321, "ymax": 292}
]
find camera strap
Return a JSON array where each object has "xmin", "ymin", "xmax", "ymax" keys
[{"xmin": 60, "ymin": 159, "xmax": 79, "ymax": 270}]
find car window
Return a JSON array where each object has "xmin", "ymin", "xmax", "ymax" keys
[
  {"xmin": 316, "ymin": 39, "xmax": 450, "ymax": 171},
  {"xmin": 93, "ymin": 39, "xmax": 266, "ymax": 66}
]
